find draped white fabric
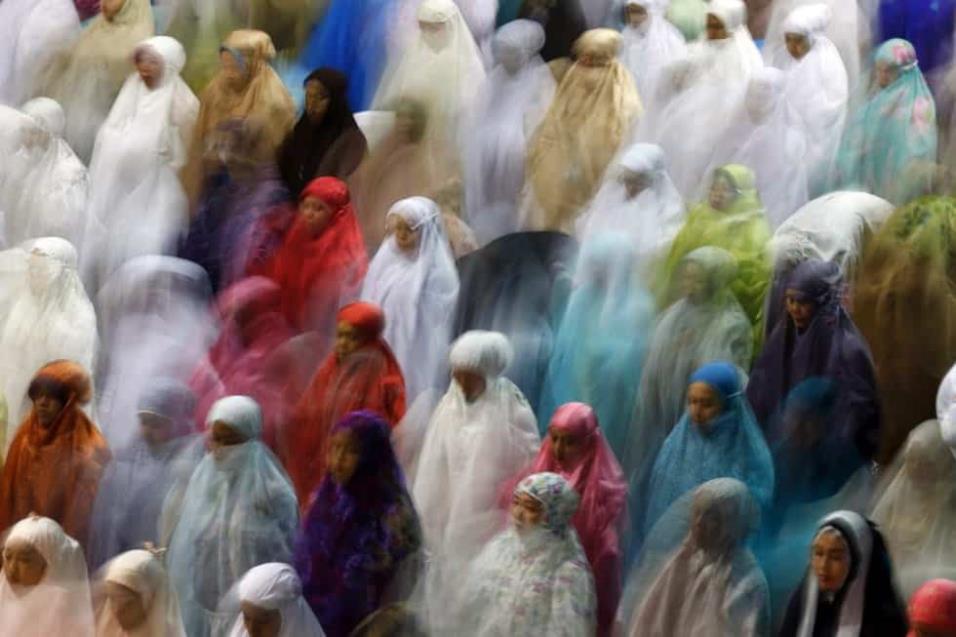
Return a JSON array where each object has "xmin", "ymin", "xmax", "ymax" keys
[
  {"xmin": 225, "ymin": 563, "xmax": 326, "ymax": 637},
  {"xmin": 618, "ymin": 0, "xmax": 687, "ymax": 104},
  {"xmin": 94, "ymin": 549, "xmax": 187, "ymax": 637}
]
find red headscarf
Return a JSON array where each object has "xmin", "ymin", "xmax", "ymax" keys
[
  {"xmin": 513, "ymin": 402, "xmax": 628, "ymax": 637},
  {"xmin": 281, "ymin": 302, "xmax": 406, "ymax": 508},
  {"xmin": 267, "ymin": 177, "xmax": 368, "ymax": 338},
  {"xmin": 908, "ymin": 579, "xmax": 956, "ymax": 637},
  {"xmin": 0, "ymin": 361, "xmax": 111, "ymax": 547}
]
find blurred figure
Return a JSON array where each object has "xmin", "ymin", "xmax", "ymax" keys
[
  {"xmin": 0, "ymin": 515, "xmax": 95, "ymax": 636},
  {"xmin": 165, "ymin": 396, "xmax": 298, "ymax": 637},
  {"xmin": 831, "ymin": 39, "xmax": 937, "ymax": 204},
  {"xmin": 2, "ymin": 98, "xmax": 88, "ymax": 250},
  {"xmin": 457, "ymin": 472, "xmax": 597, "ymax": 635},
  {"xmin": 852, "ymin": 197, "xmax": 956, "ymax": 463},
  {"xmin": 36, "ymin": 0, "xmax": 155, "ymax": 162},
  {"xmin": 461, "ymin": 19, "xmax": 555, "ymax": 245},
  {"xmin": 618, "ymin": 0, "xmax": 687, "ymax": 102},
  {"xmin": 768, "ymin": 4, "xmax": 848, "ymax": 196},
  {"xmin": 0, "ymin": 0, "xmax": 80, "ymax": 106},
  {"xmin": 284, "ymin": 303, "xmax": 406, "ymax": 506},
  {"xmin": 657, "ymin": 165, "xmax": 772, "ymax": 332},
  {"xmin": 223, "ymin": 563, "xmax": 325, "ymax": 637},
  {"xmin": 0, "ymin": 238, "xmax": 97, "ymax": 430},
  {"xmin": 88, "ymin": 381, "xmax": 202, "ymax": 569},
  {"xmin": 514, "ymin": 403, "xmax": 627, "ymax": 637},
  {"xmin": 414, "ymin": 331, "xmax": 539, "ymax": 633},
  {"xmin": 906, "ymin": 579, "xmax": 956, "ymax": 637},
  {"xmin": 643, "ymin": 362, "xmax": 774, "ymax": 534},
  {"xmin": 362, "ymin": 197, "xmax": 460, "ymax": 402},
  {"xmin": 277, "ymin": 69, "xmax": 367, "ymax": 195},
  {"xmin": 522, "ymin": 28, "xmax": 642, "ymax": 232},
  {"xmin": 624, "ymin": 478, "xmax": 769, "ymax": 637},
  {"xmin": 779, "ymin": 511, "xmax": 908, "ymax": 636},
  {"xmin": 538, "ymin": 234, "xmax": 653, "ymax": 456},
  {"xmin": 93, "ymin": 548, "xmax": 187, "ymax": 636},
  {"xmin": 83, "ymin": 36, "xmax": 199, "ymax": 293},
  {"xmin": 294, "ymin": 412, "xmax": 422, "ymax": 637},
  {"xmin": 0, "ymin": 361, "xmax": 111, "ymax": 549},
  {"xmin": 878, "ymin": 0, "xmax": 956, "ymax": 91},
  {"xmin": 517, "ymin": 0, "xmax": 587, "ymax": 62}
]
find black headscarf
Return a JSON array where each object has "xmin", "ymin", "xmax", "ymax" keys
[
  {"xmin": 277, "ymin": 68, "xmax": 367, "ymax": 195},
  {"xmin": 517, "ymin": 0, "xmax": 587, "ymax": 61}
]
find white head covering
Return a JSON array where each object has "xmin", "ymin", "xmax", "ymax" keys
[
  {"xmin": 936, "ymin": 362, "xmax": 956, "ymax": 459},
  {"xmin": 83, "ymin": 35, "xmax": 199, "ymax": 291},
  {"xmin": 95, "ymin": 549, "xmax": 187, "ymax": 637},
  {"xmin": 0, "ymin": 516, "xmax": 94, "ymax": 637},
  {"xmin": 361, "ymin": 196, "xmax": 460, "ymax": 401},
  {"xmin": 225, "ymin": 563, "xmax": 325, "ymax": 637},
  {"xmin": 577, "ymin": 142, "xmax": 685, "ymax": 259},
  {"xmin": 462, "ymin": 19, "xmax": 555, "ymax": 245},
  {"xmin": 618, "ymin": 0, "xmax": 688, "ymax": 100}
]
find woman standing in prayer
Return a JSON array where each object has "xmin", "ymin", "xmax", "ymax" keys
[
  {"xmin": 0, "ymin": 515, "xmax": 95, "ymax": 636},
  {"xmin": 831, "ymin": 39, "xmax": 937, "ymax": 204},
  {"xmin": 515, "ymin": 403, "xmax": 627, "ymax": 637},
  {"xmin": 657, "ymin": 164, "xmax": 772, "ymax": 331},
  {"xmin": 461, "ymin": 19, "xmax": 555, "ymax": 245},
  {"xmin": 223, "ymin": 563, "xmax": 325, "ymax": 637},
  {"xmin": 522, "ymin": 28, "xmax": 642, "ymax": 233},
  {"xmin": 362, "ymin": 197, "xmax": 460, "ymax": 402},
  {"xmin": 83, "ymin": 35, "xmax": 199, "ymax": 291},
  {"xmin": 778, "ymin": 511, "xmax": 908, "ymax": 636},
  {"xmin": 617, "ymin": 0, "xmax": 687, "ymax": 102},
  {"xmin": 0, "ymin": 361, "xmax": 111, "ymax": 549},
  {"xmin": 165, "ymin": 396, "xmax": 298, "ymax": 637},
  {"xmin": 36, "ymin": 0, "xmax": 155, "ymax": 162},
  {"xmin": 284, "ymin": 302, "xmax": 406, "ymax": 507},
  {"xmin": 458, "ymin": 472, "xmax": 596, "ymax": 636},
  {"xmin": 538, "ymin": 234, "xmax": 654, "ymax": 457},
  {"xmin": 277, "ymin": 69, "xmax": 367, "ymax": 196},
  {"xmin": 93, "ymin": 548, "xmax": 187, "ymax": 636},
  {"xmin": 906, "ymin": 579, "xmax": 956, "ymax": 637},
  {"xmin": 413, "ymin": 331, "xmax": 539, "ymax": 632},
  {"xmin": 643, "ymin": 361, "xmax": 774, "ymax": 534},
  {"xmin": 624, "ymin": 478, "xmax": 770, "ymax": 637},
  {"xmin": 295, "ymin": 412, "xmax": 422, "ymax": 637}
]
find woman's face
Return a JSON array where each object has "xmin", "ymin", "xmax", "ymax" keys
[
  {"xmin": 300, "ymin": 196, "xmax": 334, "ymax": 236},
  {"xmin": 621, "ymin": 171, "xmax": 650, "ymax": 200},
  {"xmin": 106, "ymin": 582, "xmax": 148, "ymax": 631},
  {"xmin": 625, "ymin": 4, "xmax": 649, "ymax": 27},
  {"xmin": 577, "ymin": 53, "xmax": 611, "ymax": 69},
  {"xmin": 497, "ymin": 44, "xmax": 525, "ymax": 75},
  {"xmin": 32, "ymin": 391, "xmax": 64, "ymax": 427},
  {"xmin": 209, "ymin": 421, "xmax": 248, "ymax": 451},
  {"xmin": 452, "ymin": 369, "xmax": 486, "ymax": 403},
  {"xmin": 327, "ymin": 429, "xmax": 362, "ymax": 486},
  {"xmin": 138, "ymin": 412, "xmax": 176, "ymax": 449},
  {"xmin": 708, "ymin": 174, "xmax": 737, "ymax": 211},
  {"xmin": 101, "ymin": 0, "xmax": 125, "ymax": 20},
  {"xmin": 391, "ymin": 216, "xmax": 419, "ymax": 253},
  {"xmin": 811, "ymin": 530, "xmax": 851, "ymax": 593},
  {"xmin": 241, "ymin": 601, "xmax": 282, "ymax": 637},
  {"xmin": 785, "ymin": 33, "xmax": 811, "ymax": 60},
  {"xmin": 305, "ymin": 79, "xmax": 330, "ymax": 123},
  {"xmin": 687, "ymin": 382, "xmax": 722, "ymax": 429},
  {"xmin": 680, "ymin": 261, "xmax": 709, "ymax": 303},
  {"xmin": 549, "ymin": 428, "xmax": 586, "ymax": 470},
  {"xmin": 135, "ymin": 50, "xmax": 163, "ymax": 89},
  {"xmin": 785, "ymin": 289, "xmax": 816, "ymax": 331},
  {"xmin": 219, "ymin": 51, "xmax": 249, "ymax": 89},
  {"xmin": 511, "ymin": 491, "xmax": 545, "ymax": 531},
  {"xmin": 876, "ymin": 61, "xmax": 899, "ymax": 89},
  {"xmin": 334, "ymin": 321, "xmax": 365, "ymax": 360},
  {"xmin": 690, "ymin": 498, "xmax": 723, "ymax": 553},
  {"xmin": 706, "ymin": 14, "xmax": 729, "ymax": 40},
  {"xmin": 419, "ymin": 20, "xmax": 450, "ymax": 52},
  {"xmin": 3, "ymin": 541, "xmax": 47, "ymax": 587}
]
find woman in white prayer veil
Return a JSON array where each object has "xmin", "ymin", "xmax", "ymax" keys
[
  {"xmin": 83, "ymin": 36, "xmax": 199, "ymax": 292},
  {"xmin": 374, "ymin": 0, "xmax": 486, "ymax": 167},
  {"xmin": 35, "ymin": 0, "xmax": 155, "ymax": 162},
  {"xmin": 620, "ymin": 478, "xmax": 770, "ymax": 637},
  {"xmin": 1, "ymin": 98, "xmax": 88, "ymax": 250},
  {"xmin": 522, "ymin": 28, "xmax": 642, "ymax": 232},
  {"xmin": 641, "ymin": 0, "xmax": 762, "ymax": 199},
  {"xmin": 0, "ymin": 0, "xmax": 79, "ymax": 106},
  {"xmin": 93, "ymin": 548, "xmax": 187, "ymax": 637},
  {"xmin": 0, "ymin": 237, "xmax": 97, "ymax": 432},
  {"xmin": 221, "ymin": 563, "xmax": 325, "ymax": 637},
  {"xmin": 768, "ymin": 4, "xmax": 848, "ymax": 197},
  {"xmin": 0, "ymin": 515, "xmax": 95, "ymax": 637},
  {"xmin": 412, "ymin": 330, "xmax": 540, "ymax": 634},
  {"xmin": 164, "ymin": 396, "xmax": 298, "ymax": 637},
  {"xmin": 764, "ymin": 0, "xmax": 868, "ymax": 92},
  {"xmin": 710, "ymin": 67, "xmax": 809, "ymax": 229},
  {"xmin": 361, "ymin": 197, "xmax": 460, "ymax": 403},
  {"xmin": 575, "ymin": 143, "xmax": 684, "ymax": 265},
  {"xmin": 617, "ymin": 0, "xmax": 687, "ymax": 104},
  {"xmin": 461, "ymin": 19, "xmax": 555, "ymax": 245}
]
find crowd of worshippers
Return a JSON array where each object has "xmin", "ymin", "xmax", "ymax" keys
[{"xmin": 2, "ymin": 0, "xmax": 956, "ymax": 635}]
